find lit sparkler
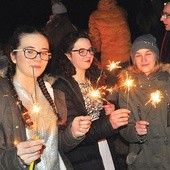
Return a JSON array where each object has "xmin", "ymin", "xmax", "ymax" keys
[
  {"xmin": 119, "ymin": 72, "xmax": 136, "ymax": 109},
  {"xmin": 96, "ymin": 69, "xmax": 104, "ymax": 88},
  {"xmin": 29, "ymin": 67, "xmax": 40, "ymax": 170},
  {"xmin": 88, "ymin": 86, "xmax": 108, "ymax": 102},
  {"xmin": 145, "ymin": 90, "xmax": 163, "ymax": 108},
  {"xmin": 105, "ymin": 86, "xmax": 114, "ymax": 94},
  {"xmin": 107, "ymin": 60, "xmax": 121, "ymax": 71},
  {"xmin": 121, "ymin": 72, "xmax": 136, "ymax": 93}
]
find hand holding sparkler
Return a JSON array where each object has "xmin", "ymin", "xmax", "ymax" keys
[
  {"xmin": 109, "ymin": 108, "xmax": 130, "ymax": 129},
  {"xmin": 16, "ymin": 139, "xmax": 44, "ymax": 167},
  {"xmin": 103, "ymin": 102, "xmax": 115, "ymax": 116},
  {"xmin": 71, "ymin": 116, "xmax": 92, "ymax": 138},
  {"xmin": 135, "ymin": 121, "xmax": 149, "ymax": 136}
]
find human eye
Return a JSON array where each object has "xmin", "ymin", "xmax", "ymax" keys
[
  {"xmin": 41, "ymin": 51, "xmax": 49, "ymax": 56},
  {"xmin": 25, "ymin": 49, "xmax": 35, "ymax": 55},
  {"xmin": 135, "ymin": 54, "xmax": 141, "ymax": 58},
  {"xmin": 145, "ymin": 52, "xmax": 152, "ymax": 56},
  {"xmin": 25, "ymin": 49, "xmax": 33, "ymax": 54},
  {"xmin": 79, "ymin": 49, "xmax": 87, "ymax": 55}
]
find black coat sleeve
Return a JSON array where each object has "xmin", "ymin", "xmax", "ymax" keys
[{"xmin": 53, "ymin": 79, "xmax": 117, "ymax": 146}]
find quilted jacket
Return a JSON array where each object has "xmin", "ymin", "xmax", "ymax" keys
[{"xmin": 89, "ymin": 0, "xmax": 131, "ymax": 67}]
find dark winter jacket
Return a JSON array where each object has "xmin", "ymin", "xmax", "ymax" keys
[
  {"xmin": 160, "ymin": 31, "xmax": 170, "ymax": 63},
  {"xmin": 0, "ymin": 76, "xmax": 83, "ymax": 170},
  {"xmin": 53, "ymin": 76, "xmax": 117, "ymax": 170},
  {"xmin": 119, "ymin": 70, "xmax": 170, "ymax": 170}
]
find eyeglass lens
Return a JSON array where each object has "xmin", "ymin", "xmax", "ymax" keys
[{"xmin": 24, "ymin": 49, "xmax": 50, "ymax": 61}]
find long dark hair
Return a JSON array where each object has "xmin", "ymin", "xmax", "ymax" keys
[
  {"xmin": 52, "ymin": 30, "xmax": 102, "ymax": 84},
  {"xmin": 6, "ymin": 26, "xmax": 62, "ymax": 127}
]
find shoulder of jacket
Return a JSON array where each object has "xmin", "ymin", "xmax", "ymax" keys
[
  {"xmin": 161, "ymin": 63, "xmax": 170, "ymax": 74},
  {"xmin": 43, "ymin": 74, "xmax": 58, "ymax": 86}
]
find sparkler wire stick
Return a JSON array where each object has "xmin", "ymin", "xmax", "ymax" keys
[
  {"xmin": 137, "ymin": 104, "xmax": 142, "ymax": 120},
  {"xmin": 126, "ymin": 91, "xmax": 129, "ymax": 109},
  {"xmin": 32, "ymin": 66, "xmax": 37, "ymax": 105},
  {"xmin": 96, "ymin": 68, "xmax": 103, "ymax": 89},
  {"xmin": 167, "ymin": 102, "xmax": 170, "ymax": 127},
  {"xmin": 29, "ymin": 66, "xmax": 39, "ymax": 170},
  {"xmin": 144, "ymin": 106, "xmax": 152, "ymax": 120}
]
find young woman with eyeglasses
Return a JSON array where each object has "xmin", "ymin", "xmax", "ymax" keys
[
  {"xmin": 52, "ymin": 31, "xmax": 130, "ymax": 170},
  {"xmin": 160, "ymin": 1, "xmax": 170, "ymax": 63},
  {"xmin": 0, "ymin": 26, "xmax": 91, "ymax": 170}
]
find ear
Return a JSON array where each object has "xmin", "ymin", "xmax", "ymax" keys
[
  {"xmin": 65, "ymin": 52, "xmax": 72, "ymax": 61},
  {"xmin": 10, "ymin": 52, "xmax": 17, "ymax": 64}
]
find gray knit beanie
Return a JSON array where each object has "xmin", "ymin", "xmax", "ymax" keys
[{"xmin": 131, "ymin": 34, "xmax": 159, "ymax": 62}]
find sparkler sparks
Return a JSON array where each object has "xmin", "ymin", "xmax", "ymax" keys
[
  {"xmin": 32, "ymin": 104, "xmax": 40, "ymax": 114},
  {"xmin": 145, "ymin": 90, "xmax": 163, "ymax": 108},
  {"xmin": 88, "ymin": 86, "xmax": 109, "ymax": 103},
  {"xmin": 107, "ymin": 61, "xmax": 121, "ymax": 71},
  {"xmin": 122, "ymin": 73, "xmax": 136, "ymax": 93}
]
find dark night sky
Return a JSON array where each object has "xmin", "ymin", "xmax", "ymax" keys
[
  {"xmin": 1, "ymin": 0, "xmax": 164, "ymax": 46},
  {"xmin": 0, "ymin": 0, "xmax": 52, "ymax": 44},
  {"xmin": 0, "ymin": 0, "xmax": 100, "ymax": 44},
  {"xmin": 0, "ymin": 0, "xmax": 133, "ymax": 45}
]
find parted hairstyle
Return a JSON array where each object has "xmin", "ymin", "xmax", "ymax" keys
[
  {"xmin": 53, "ymin": 30, "xmax": 102, "ymax": 85},
  {"xmin": 6, "ymin": 25, "xmax": 62, "ymax": 126}
]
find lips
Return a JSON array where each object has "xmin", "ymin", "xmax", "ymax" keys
[
  {"xmin": 84, "ymin": 60, "xmax": 91, "ymax": 63},
  {"xmin": 141, "ymin": 64, "xmax": 149, "ymax": 67},
  {"xmin": 31, "ymin": 65, "xmax": 41, "ymax": 69}
]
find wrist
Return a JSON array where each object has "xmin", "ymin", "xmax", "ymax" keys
[
  {"xmin": 70, "ymin": 123, "xmax": 84, "ymax": 140},
  {"xmin": 17, "ymin": 156, "xmax": 28, "ymax": 169}
]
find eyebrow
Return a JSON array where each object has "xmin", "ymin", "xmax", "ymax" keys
[{"xmin": 23, "ymin": 46, "xmax": 49, "ymax": 51}]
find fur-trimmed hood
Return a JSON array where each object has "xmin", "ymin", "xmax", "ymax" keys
[{"xmin": 116, "ymin": 63, "xmax": 170, "ymax": 90}]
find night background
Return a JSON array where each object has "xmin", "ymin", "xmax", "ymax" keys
[
  {"xmin": 0, "ymin": 0, "xmax": 167, "ymax": 46},
  {"xmin": 0, "ymin": 0, "xmax": 133, "ymax": 44}
]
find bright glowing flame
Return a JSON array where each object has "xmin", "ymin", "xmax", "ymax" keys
[
  {"xmin": 32, "ymin": 104, "xmax": 40, "ymax": 113},
  {"xmin": 107, "ymin": 61, "xmax": 121, "ymax": 71},
  {"xmin": 106, "ymin": 87, "xmax": 114, "ymax": 93},
  {"xmin": 145, "ymin": 90, "xmax": 163, "ymax": 108},
  {"xmin": 123, "ymin": 76, "xmax": 135, "ymax": 92},
  {"xmin": 89, "ymin": 89, "xmax": 101, "ymax": 98},
  {"xmin": 87, "ymin": 86, "xmax": 108, "ymax": 103},
  {"xmin": 13, "ymin": 139, "xmax": 19, "ymax": 146}
]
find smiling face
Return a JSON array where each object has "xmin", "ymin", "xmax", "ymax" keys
[
  {"xmin": 134, "ymin": 49, "xmax": 157, "ymax": 76},
  {"xmin": 11, "ymin": 33, "xmax": 49, "ymax": 80},
  {"xmin": 66, "ymin": 38, "xmax": 94, "ymax": 74}
]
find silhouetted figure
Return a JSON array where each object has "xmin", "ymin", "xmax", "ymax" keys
[{"xmin": 44, "ymin": 15, "xmax": 77, "ymax": 75}]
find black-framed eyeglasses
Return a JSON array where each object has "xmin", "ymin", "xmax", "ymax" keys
[
  {"xmin": 161, "ymin": 12, "xmax": 170, "ymax": 19},
  {"xmin": 13, "ymin": 48, "xmax": 52, "ymax": 61},
  {"xmin": 70, "ymin": 47, "xmax": 96, "ymax": 56}
]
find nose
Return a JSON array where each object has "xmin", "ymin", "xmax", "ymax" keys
[
  {"xmin": 160, "ymin": 15, "xmax": 164, "ymax": 21},
  {"xmin": 160, "ymin": 15, "xmax": 165, "ymax": 21},
  {"xmin": 34, "ymin": 53, "xmax": 42, "ymax": 60},
  {"xmin": 141, "ymin": 55, "xmax": 147, "ymax": 62}
]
